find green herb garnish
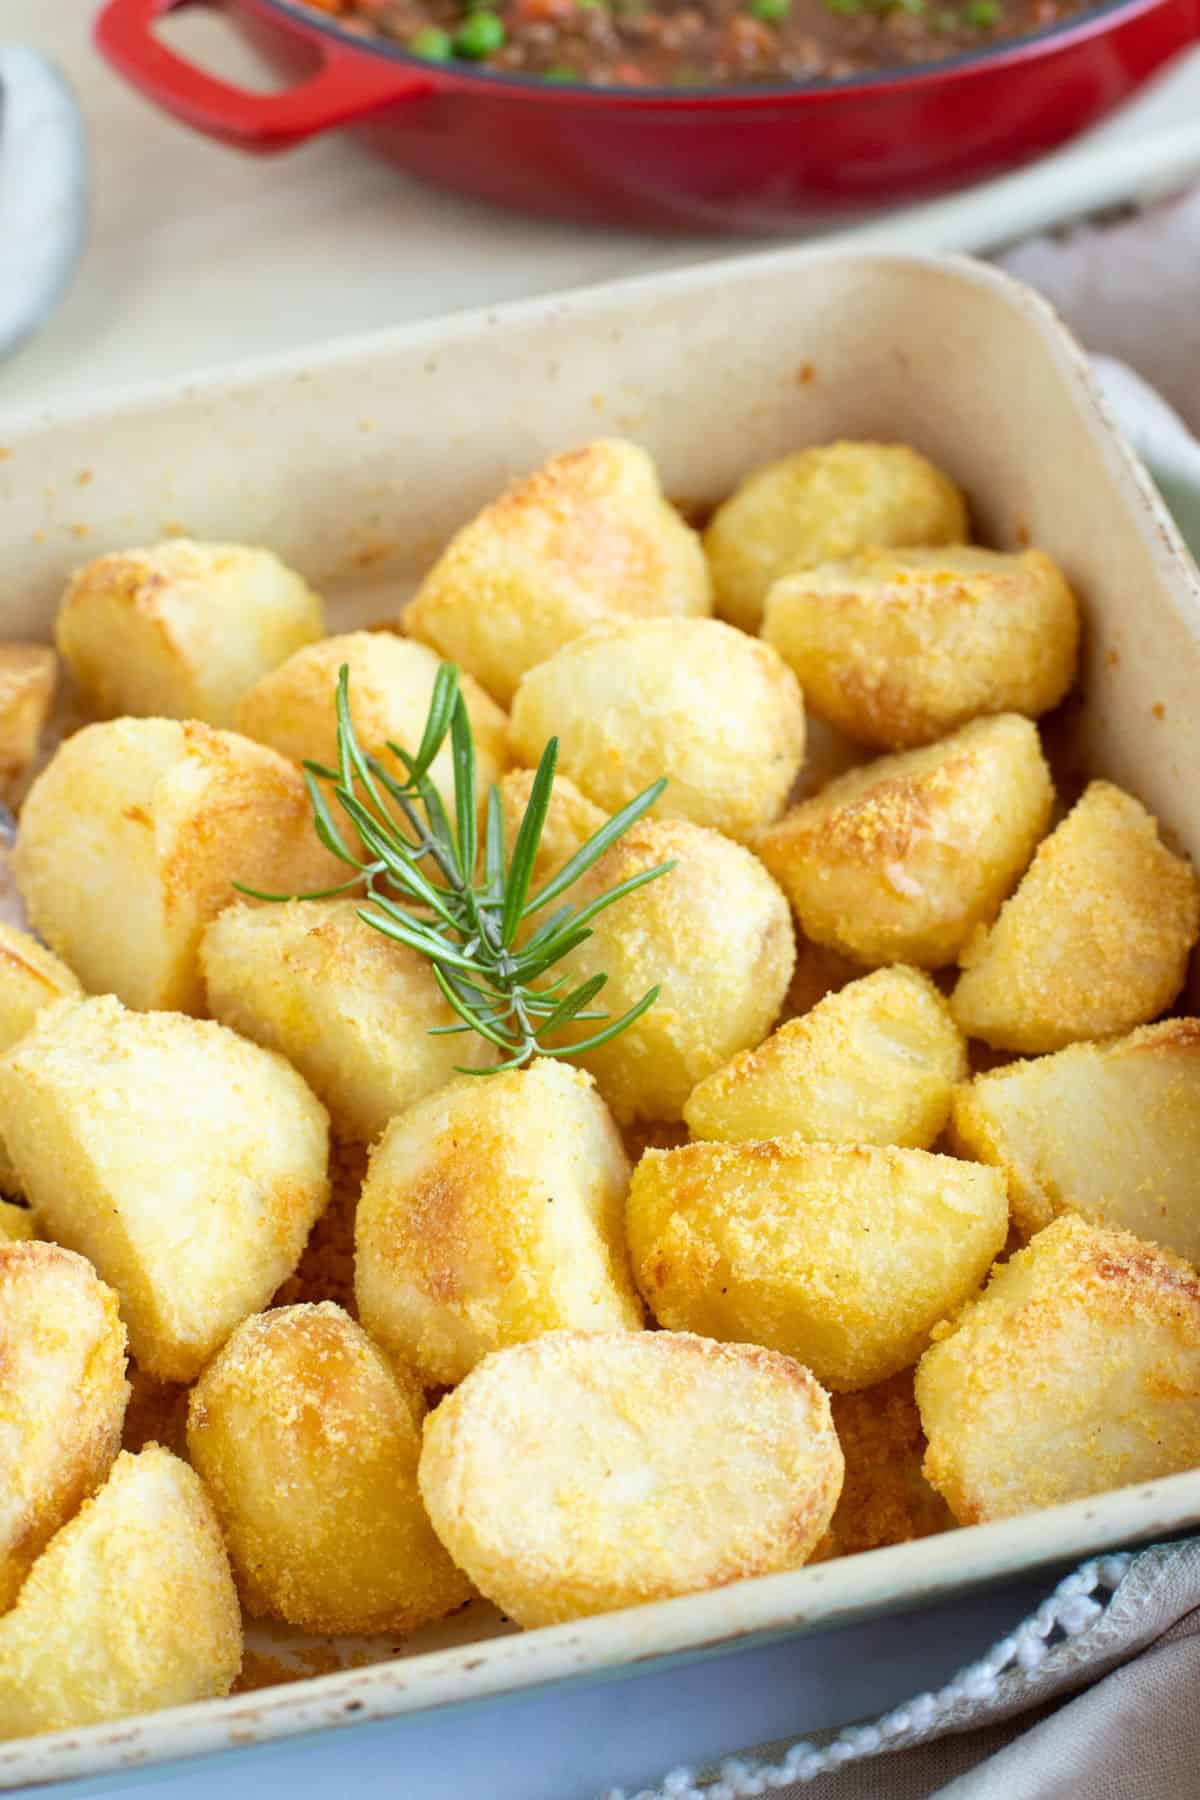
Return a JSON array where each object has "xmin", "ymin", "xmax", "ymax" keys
[{"xmin": 237, "ymin": 664, "xmax": 673, "ymax": 1073}]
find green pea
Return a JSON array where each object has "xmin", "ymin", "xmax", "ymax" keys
[
  {"xmin": 453, "ymin": 8, "xmax": 506, "ymax": 54},
  {"xmin": 963, "ymin": 0, "xmax": 1000, "ymax": 21},
  {"xmin": 543, "ymin": 62, "xmax": 580, "ymax": 78},
  {"xmin": 408, "ymin": 25, "xmax": 454, "ymax": 57},
  {"xmin": 750, "ymin": 0, "xmax": 790, "ymax": 19}
]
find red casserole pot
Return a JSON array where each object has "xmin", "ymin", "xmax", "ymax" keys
[{"xmin": 96, "ymin": 0, "xmax": 1199, "ymax": 230}]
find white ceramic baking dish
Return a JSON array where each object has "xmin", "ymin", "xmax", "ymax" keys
[{"xmin": 1, "ymin": 247, "xmax": 1199, "ymax": 1794}]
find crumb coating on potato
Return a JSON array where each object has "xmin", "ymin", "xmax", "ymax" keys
[
  {"xmin": 916, "ymin": 1214, "xmax": 1200, "ymax": 1522},
  {"xmin": 813, "ymin": 1372, "xmax": 955, "ymax": 1561},
  {"xmin": 418, "ymin": 1329, "xmax": 842, "ymax": 1627},
  {"xmin": 952, "ymin": 780, "xmax": 1200, "ymax": 1052},
  {"xmin": 628, "ymin": 1138, "xmax": 1007, "ymax": 1390},
  {"xmin": 0, "ymin": 645, "xmax": 56, "ymax": 798}
]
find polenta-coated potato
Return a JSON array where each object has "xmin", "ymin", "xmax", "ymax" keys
[
  {"xmin": 950, "ymin": 1019, "xmax": 1200, "ymax": 1262},
  {"xmin": 704, "ymin": 441, "xmax": 968, "ymax": 634},
  {"xmin": 763, "ymin": 546, "xmax": 1079, "ymax": 751},
  {"xmin": 755, "ymin": 714, "xmax": 1053, "ymax": 969},
  {"xmin": 405, "ymin": 440, "xmax": 712, "ymax": 708},
  {"xmin": 916, "ymin": 1215, "xmax": 1200, "ymax": 1523},
  {"xmin": 951, "ymin": 781, "xmax": 1200, "ymax": 1052},
  {"xmin": 683, "ymin": 965, "xmax": 965, "ymax": 1148},
  {"xmin": 355, "ymin": 1059, "xmax": 641, "ymax": 1387},
  {"xmin": 0, "ymin": 645, "xmax": 56, "ymax": 800},
  {"xmin": 0, "ymin": 1447, "xmax": 240, "ymax": 1738},
  {"xmin": 13, "ymin": 717, "xmax": 340, "ymax": 1013},
  {"xmin": 815, "ymin": 1374, "xmax": 955, "ymax": 1562},
  {"xmin": 201, "ymin": 898, "xmax": 496, "ymax": 1144},
  {"xmin": 0, "ymin": 921, "xmax": 83, "ymax": 1194},
  {"xmin": 187, "ymin": 1304, "xmax": 472, "ymax": 1635},
  {"xmin": 0, "ymin": 995, "xmax": 329, "ymax": 1382},
  {"xmin": 55, "ymin": 540, "xmax": 324, "ymax": 729},
  {"xmin": 627, "ymin": 1139, "xmax": 1007, "ymax": 1391},
  {"xmin": 556, "ymin": 819, "xmax": 795, "ymax": 1122},
  {"xmin": 418, "ymin": 1330, "xmax": 842, "ymax": 1628},
  {"xmin": 497, "ymin": 768, "xmax": 605, "ymax": 897},
  {"xmin": 236, "ymin": 631, "xmax": 509, "ymax": 816},
  {"xmin": 0, "ymin": 1242, "xmax": 128, "ymax": 1612},
  {"xmin": 0, "ymin": 1201, "xmax": 34, "ymax": 1242},
  {"xmin": 510, "ymin": 618, "xmax": 806, "ymax": 842}
]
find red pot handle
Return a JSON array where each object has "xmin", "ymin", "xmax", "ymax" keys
[{"xmin": 94, "ymin": 0, "xmax": 433, "ymax": 150}]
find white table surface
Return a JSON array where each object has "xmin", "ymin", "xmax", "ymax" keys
[{"xmin": 4, "ymin": 9, "xmax": 1200, "ymax": 1797}]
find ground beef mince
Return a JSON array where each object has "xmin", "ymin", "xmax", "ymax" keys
[{"xmin": 304, "ymin": 0, "xmax": 1088, "ymax": 85}]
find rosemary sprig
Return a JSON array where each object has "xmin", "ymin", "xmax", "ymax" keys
[{"xmin": 236, "ymin": 663, "xmax": 674, "ymax": 1072}]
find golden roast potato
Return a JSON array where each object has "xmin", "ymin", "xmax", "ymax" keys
[
  {"xmin": 0, "ymin": 1201, "xmax": 34, "ymax": 1243},
  {"xmin": 0, "ymin": 920, "xmax": 83, "ymax": 1194},
  {"xmin": 0, "ymin": 645, "xmax": 56, "ymax": 800},
  {"xmin": 814, "ymin": 1373, "xmax": 954, "ymax": 1562}
]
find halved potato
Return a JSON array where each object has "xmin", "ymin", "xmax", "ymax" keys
[
  {"xmin": 55, "ymin": 540, "xmax": 324, "ymax": 729},
  {"xmin": 0, "ymin": 995, "xmax": 329, "ymax": 1382},
  {"xmin": 187, "ymin": 1304, "xmax": 471, "ymax": 1634},
  {"xmin": 405, "ymin": 440, "xmax": 712, "ymax": 707},
  {"xmin": 816, "ymin": 1373, "xmax": 955, "ymax": 1561},
  {"xmin": 355, "ymin": 1059, "xmax": 641, "ymax": 1388},
  {"xmin": 509, "ymin": 618, "xmax": 806, "ymax": 842},
  {"xmin": 916, "ymin": 1214, "xmax": 1200, "ymax": 1522},
  {"xmin": 556, "ymin": 819, "xmax": 795, "ymax": 1123},
  {"xmin": 13, "ymin": 717, "xmax": 340, "ymax": 1013},
  {"xmin": 0, "ymin": 1242, "xmax": 128, "ymax": 1611},
  {"xmin": 683, "ymin": 965, "xmax": 965, "ymax": 1148},
  {"xmin": 418, "ymin": 1329, "xmax": 841, "ymax": 1627},
  {"xmin": 952, "ymin": 780, "xmax": 1200, "ymax": 1052},
  {"xmin": 0, "ymin": 921, "xmax": 83, "ymax": 1194},
  {"xmin": 755, "ymin": 714, "xmax": 1053, "ymax": 969},
  {"xmin": 627, "ymin": 1139, "xmax": 1007, "ymax": 1390},
  {"xmin": 0, "ymin": 645, "xmax": 56, "ymax": 800},
  {"xmin": 0, "ymin": 1447, "xmax": 241, "ymax": 1738},
  {"xmin": 763, "ymin": 546, "xmax": 1079, "ymax": 751},
  {"xmin": 236, "ymin": 630, "xmax": 509, "ymax": 816},
  {"xmin": 950, "ymin": 1019, "xmax": 1200, "ymax": 1261},
  {"xmin": 201, "ymin": 898, "xmax": 496, "ymax": 1144},
  {"xmin": 704, "ymin": 441, "xmax": 967, "ymax": 634}
]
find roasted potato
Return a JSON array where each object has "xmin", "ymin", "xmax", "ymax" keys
[
  {"xmin": 0, "ymin": 1242, "xmax": 128, "ymax": 1611},
  {"xmin": 0, "ymin": 995, "xmax": 329, "ymax": 1382},
  {"xmin": 763, "ymin": 546, "xmax": 1079, "ymax": 751},
  {"xmin": 355, "ymin": 1059, "xmax": 641, "ymax": 1387},
  {"xmin": 0, "ymin": 1201, "xmax": 34, "ymax": 1243},
  {"xmin": 0, "ymin": 1446, "xmax": 240, "ymax": 1737},
  {"xmin": 950, "ymin": 1019, "xmax": 1200, "ymax": 1262},
  {"xmin": 704, "ymin": 441, "xmax": 967, "ymax": 634},
  {"xmin": 916, "ymin": 1215, "xmax": 1200, "ymax": 1522},
  {"xmin": 0, "ymin": 921, "xmax": 83, "ymax": 1194},
  {"xmin": 755, "ymin": 714, "xmax": 1053, "ymax": 969},
  {"xmin": 509, "ymin": 618, "xmax": 806, "ymax": 842},
  {"xmin": 13, "ymin": 717, "xmax": 340, "ymax": 1013},
  {"xmin": 405, "ymin": 440, "xmax": 712, "ymax": 707},
  {"xmin": 187, "ymin": 1304, "xmax": 471, "ymax": 1635},
  {"xmin": 627, "ymin": 1139, "xmax": 1007, "ymax": 1390},
  {"xmin": 236, "ymin": 630, "xmax": 509, "ymax": 815},
  {"xmin": 0, "ymin": 645, "xmax": 56, "ymax": 800},
  {"xmin": 497, "ymin": 768, "xmax": 604, "ymax": 897},
  {"xmin": 201, "ymin": 898, "xmax": 496, "ymax": 1144},
  {"xmin": 555, "ymin": 819, "xmax": 795, "ymax": 1122},
  {"xmin": 816, "ymin": 1373, "xmax": 955, "ymax": 1561},
  {"xmin": 55, "ymin": 540, "xmax": 324, "ymax": 729},
  {"xmin": 683, "ymin": 965, "xmax": 965, "ymax": 1148},
  {"xmin": 952, "ymin": 780, "xmax": 1200, "ymax": 1052},
  {"xmin": 419, "ymin": 1330, "xmax": 841, "ymax": 1627}
]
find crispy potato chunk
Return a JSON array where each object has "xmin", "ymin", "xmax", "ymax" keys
[
  {"xmin": 684, "ymin": 966, "xmax": 965, "ymax": 1148},
  {"xmin": 188, "ymin": 1304, "xmax": 471, "ymax": 1634},
  {"xmin": 952, "ymin": 781, "xmax": 1200, "ymax": 1052},
  {"xmin": 950, "ymin": 1019, "xmax": 1200, "ymax": 1261},
  {"xmin": 0, "ymin": 996, "xmax": 329, "ymax": 1382},
  {"xmin": 628, "ymin": 1140, "xmax": 1007, "ymax": 1391},
  {"xmin": 498, "ymin": 768, "xmax": 605, "ymax": 897},
  {"xmin": 815, "ymin": 1374, "xmax": 955, "ymax": 1561},
  {"xmin": 0, "ymin": 921, "xmax": 83, "ymax": 1194},
  {"xmin": 405, "ymin": 440, "xmax": 712, "ymax": 707},
  {"xmin": 704, "ymin": 442, "xmax": 967, "ymax": 635},
  {"xmin": 0, "ymin": 1242, "xmax": 128, "ymax": 1612},
  {"xmin": 556, "ymin": 819, "xmax": 794, "ymax": 1123},
  {"xmin": 355, "ymin": 1060, "xmax": 641, "ymax": 1387},
  {"xmin": 755, "ymin": 714, "xmax": 1052, "ymax": 969},
  {"xmin": 236, "ymin": 631, "xmax": 509, "ymax": 816},
  {"xmin": 763, "ymin": 547, "xmax": 1079, "ymax": 751},
  {"xmin": 201, "ymin": 898, "xmax": 496, "ymax": 1144},
  {"xmin": 419, "ymin": 1330, "xmax": 841, "ymax": 1627},
  {"xmin": 13, "ymin": 717, "xmax": 340, "ymax": 1013},
  {"xmin": 56, "ymin": 540, "xmax": 324, "ymax": 729},
  {"xmin": 916, "ymin": 1215, "xmax": 1200, "ymax": 1522},
  {"xmin": 0, "ymin": 645, "xmax": 56, "ymax": 800},
  {"xmin": 510, "ymin": 619, "xmax": 806, "ymax": 842},
  {"xmin": 0, "ymin": 1447, "xmax": 240, "ymax": 1737},
  {"xmin": 0, "ymin": 1201, "xmax": 34, "ymax": 1242}
]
